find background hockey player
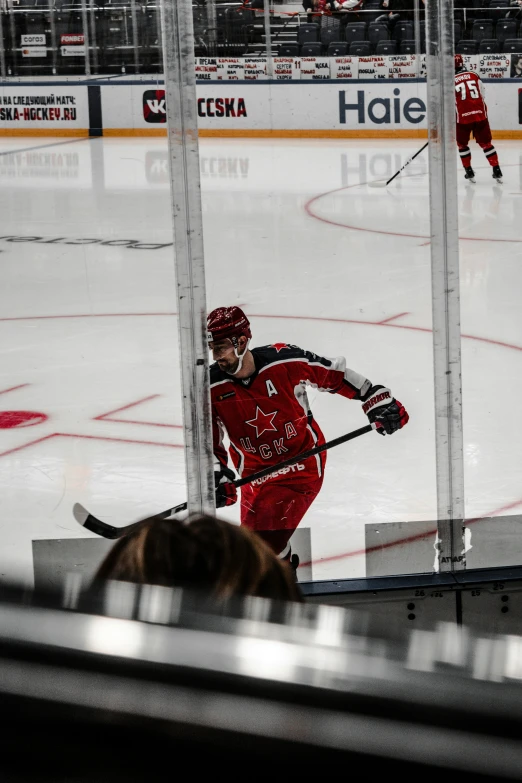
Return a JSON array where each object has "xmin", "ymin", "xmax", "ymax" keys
[
  {"xmin": 454, "ymin": 53, "xmax": 503, "ymax": 183},
  {"xmin": 207, "ymin": 306, "xmax": 409, "ymax": 574}
]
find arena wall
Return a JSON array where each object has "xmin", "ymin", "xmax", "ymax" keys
[{"xmin": 0, "ymin": 59, "xmax": 520, "ymax": 138}]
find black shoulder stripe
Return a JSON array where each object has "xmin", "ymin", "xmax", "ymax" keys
[{"xmin": 210, "ymin": 361, "xmax": 229, "ymax": 385}]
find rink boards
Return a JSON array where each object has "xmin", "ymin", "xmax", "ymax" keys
[{"xmin": 0, "ymin": 73, "xmax": 521, "ymax": 137}]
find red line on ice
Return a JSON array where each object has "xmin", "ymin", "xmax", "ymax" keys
[
  {"xmin": 304, "ymin": 182, "xmax": 522, "ymax": 244},
  {"xmin": 94, "ymin": 394, "xmax": 182, "ymax": 429},
  {"xmin": 0, "ymin": 384, "xmax": 30, "ymax": 396}
]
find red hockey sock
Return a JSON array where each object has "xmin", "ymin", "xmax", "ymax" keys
[
  {"xmin": 482, "ymin": 145, "xmax": 499, "ymax": 167},
  {"xmin": 459, "ymin": 145, "xmax": 472, "ymax": 168}
]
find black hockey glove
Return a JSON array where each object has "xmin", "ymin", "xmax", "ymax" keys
[
  {"xmin": 362, "ymin": 385, "xmax": 409, "ymax": 436},
  {"xmin": 214, "ymin": 460, "xmax": 238, "ymax": 508}
]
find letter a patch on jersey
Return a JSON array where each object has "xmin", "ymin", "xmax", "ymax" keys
[{"xmin": 266, "ymin": 379, "xmax": 278, "ymax": 397}]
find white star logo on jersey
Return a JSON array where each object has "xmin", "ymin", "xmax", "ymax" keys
[{"xmin": 246, "ymin": 406, "xmax": 278, "ymax": 438}]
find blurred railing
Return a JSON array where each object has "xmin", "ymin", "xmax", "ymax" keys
[
  {"xmin": 3, "ymin": 578, "xmax": 522, "ymax": 780},
  {"xmin": 0, "ymin": 1, "xmax": 520, "ymax": 78}
]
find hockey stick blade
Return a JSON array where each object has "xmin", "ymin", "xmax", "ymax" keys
[
  {"xmin": 74, "ymin": 423, "xmax": 376, "ymax": 539},
  {"xmin": 367, "ymin": 180, "xmax": 388, "ymax": 188},
  {"xmin": 73, "ymin": 501, "xmax": 187, "ymax": 539}
]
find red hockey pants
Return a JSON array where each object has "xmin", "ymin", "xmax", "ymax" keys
[
  {"xmin": 457, "ymin": 119, "xmax": 499, "ymax": 168},
  {"xmin": 240, "ymin": 474, "xmax": 324, "ymax": 556}
]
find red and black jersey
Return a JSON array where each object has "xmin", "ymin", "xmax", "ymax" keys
[
  {"xmin": 455, "ymin": 70, "xmax": 487, "ymax": 124},
  {"xmin": 211, "ymin": 343, "xmax": 372, "ymax": 484}
]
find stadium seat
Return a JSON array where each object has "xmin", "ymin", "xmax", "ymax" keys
[
  {"xmin": 327, "ymin": 41, "xmax": 348, "ymax": 56},
  {"xmin": 471, "ymin": 19, "xmax": 494, "ymax": 42},
  {"xmin": 278, "ymin": 43, "xmax": 299, "ymax": 56},
  {"xmin": 455, "ymin": 39, "xmax": 479, "ymax": 54},
  {"xmin": 399, "ymin": 39, "xmax": 416, "ymax": 54},
  {"xmin": 478, "ymin": 38, "xmax": 500, "ymax": 53},
  {"xmin": 298, "ymin": 23, "xmax": 319, "ymax": 45},
  {"xmin": 300, "ymin": 42, "xmax": 322, "ymax": 56},
  {"xmin": 421, "ymin": 20, "xmax": 461, "ymax": 52},
  {"xmin": 470, "ymin": 0, "xmax": 490, "ymax": 18},
  {"xmin": 214, "ymin": 5, "xmax": 228, "ymax": 28},
  {"xmin": 496, "ymin": 19, "xmax": 518, "ymax": 47},
  {"xmin": 345, "ymin": 22, "xmax": 367, "ymax": 45},
  {"xmin": 361, "ymin": 0, "xmax": 383, "ymax": 22},
  {"xmin": 320, "ymin": 15, "xmax": 341, "ymax": 48},
  {"xmin": 368, "ymin": 22, "xmax": 389, "ymax": 48},
  {"xmin": 349, "ymin": 40, "xmax": 371, "ymax": 55},
  {"xmin": 225, "ymin": 6, "xmax": 255, "ymax": 54},
  {"xmin": 392, "ymin": 21, "xmax": 414, "ymax": 42},
  {"xmin": 227, "ymin": 7, "xmax": 255, "ymax": 26},
  {"xmin": 502, "ymin": 38, "xmax": 522, "ymax": 52},
  {"xmin": 488, "ymin": 0, "xmax": 511, "ymax": 22},
  {"xmin": 375, "ymin": 40, "xmax": 397, "ymax": 54},
  {"xmin": 454, "ymin": 21, "xmax": 463, "ymax": 43}
]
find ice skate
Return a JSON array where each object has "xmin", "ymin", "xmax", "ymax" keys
[
  {"xmin": 492, "ymin": 165, "xmax": 503, "ymax": 183},
  {"xmin": 464, "ymin": 166, "xmax": 476, "ymax": 183}
]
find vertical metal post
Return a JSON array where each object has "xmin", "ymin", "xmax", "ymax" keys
[
  {"xmin": 154, "ymin": 0, "xmax": 163, "ymax": 73},
  {"xmin": 426, "ymin": 0, "xmax": 465, "ymax": 572},
  {"xmin": 89, "ymin": 0, "xmax": 99, "ymax": 75},
  {"xmin": 413, "ymin": 0, "xmax": 421, "ymax": 78},
  {"xmin": 0, "ymin": 4, "xmax": 6, "ymax": 79},
  {"xmin": 129, "ymin": 0, "xmax": 140, "ymax": 74},
  {"xmin": 264, "ymin": 0, "xmax": 273, "ymax": 79},
  {"xmin": 206, "ymin": 0, "xmax": 216, "ymax": 57},
  {"xmin": 80, "ymin": 0, "xmax": 91, "ymax": 77},
  {"xmin": 8, "ymin": 9, "xmax": 17, "ymax": 76},
  {"xmin": 47, "ymin": 0, "xmax": 58, "ymax": 75},
  {"xmin": 161, "ymin": 0, "xmax": 215, "ymax": 516}
]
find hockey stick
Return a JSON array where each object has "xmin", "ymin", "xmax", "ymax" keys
[
  {"xmin": 73, "ymin": 422, "xmax": 376, "ymax": 539},
  {"xmin": 367, "ymin": 141, "xmax": 429, "ymax": 188}
]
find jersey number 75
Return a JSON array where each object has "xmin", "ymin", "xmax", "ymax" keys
[{"xmin": 456, "ymin": 81, "xmax": 480, "ymax": 100}]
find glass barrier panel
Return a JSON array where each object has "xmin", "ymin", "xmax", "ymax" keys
[
  {"xmin": 0, "ymin": 0, "xmax": 184, "ymax": 590},
  {"xmin": 1, "ymin": 0, "xmax": 520, "ymax": 588}
]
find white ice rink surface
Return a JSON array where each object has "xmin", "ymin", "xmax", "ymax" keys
[{"xmin": 0, "ymin": 135, "xmax": 521, "ymax": 586}]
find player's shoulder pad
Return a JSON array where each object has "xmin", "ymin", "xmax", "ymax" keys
[
  {"xmin": 253, "ymin": 343, "xmax": 307, "ymax": 363},
  {"xmin": 253, "ymin": 344, "xmax": 334, "ymax": 369}
]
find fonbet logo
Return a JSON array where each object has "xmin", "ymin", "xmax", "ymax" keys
[
  {"xmin": 143, "ymin": 89, "xmax": 166, "ymax": 123},
  {"xmin": 61, "ymin": 34, "xmax": 84, "ymax": 44},
  {"xmin": 339, "ymin": 88, "xmax": 426, "ymax": 125}
]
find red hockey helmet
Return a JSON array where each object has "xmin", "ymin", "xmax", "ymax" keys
[
  {"xmin": 454, "ymin": 53, "xmax": 464, "ymax": 72},
  {"xmin": 207, "ymin": 306, "xmax": 252, "ymax": 345}
]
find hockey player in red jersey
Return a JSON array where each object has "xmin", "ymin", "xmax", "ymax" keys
[
  {"xmin": 454, "ymin": 53, "xmax": 503, "ymax": 183},
  {"xmin": 207, "ymin": 306, "xmax": 409, "ymax": 572}
]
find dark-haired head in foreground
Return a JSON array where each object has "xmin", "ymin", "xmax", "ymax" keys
[{"xmin": 93, "ymin": 513, "xmax": 303, "ymax": 603}]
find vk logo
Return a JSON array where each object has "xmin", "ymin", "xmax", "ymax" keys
[{"xmin": 143, "ymin": 90, "xmax": 167, "ymax": 123}]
